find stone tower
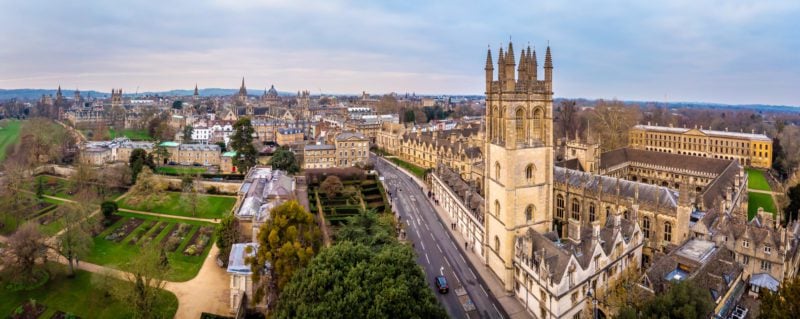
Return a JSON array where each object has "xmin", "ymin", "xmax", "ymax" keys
[
  {"xmin": 111, "ymin": 88, "xmax": 123, "ymax": 108},
  {"xmin": 193, "ymin": 84, "xmax": 199, "ymax": 103},
  {"xmin": 74, "ymin": 88, "xmax": 81, "ymax": 107},
  {"xmin": 484, "ymin": 42, "xmax": 554, "ymax": 291},
  {"xmin": 237, "ymin": 78, "xmax": 248, "ymax": 106},
  {"xmin": 55, "ymin": 85, "xmax": 64, "ymax": 104}
]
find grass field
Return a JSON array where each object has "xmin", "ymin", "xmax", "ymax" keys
[
  {"xmin": 388, "ymin": 157, "xmax": 427, "ymax": 179},
  {"xmin": 85, "ymin": 211, "xmax": 216, "ymax": 282},
  {"xmin": 747, "ymin": 168, "xmax": 771, "ymax": 191},
  {"xmin": 110, "ymin": 128, "xmax": 152, "ymax": 141},
  {"xmin": 0, "ymin": 265, "xmax": 177, "ymax": 318},
  {"xmin": 156, "ymin": 166, "xmax": 208, "ymax": 175},
  {"xmin": 748, "ymin": 192, "xmax": 777, "ymax": 220},
  {"xmin": 118, "ymin": 191, "xmax": 235, "ymax": 219},
  {"xmin": 0, "ymin": 119, "xmax": 23, "ymax": 161}
]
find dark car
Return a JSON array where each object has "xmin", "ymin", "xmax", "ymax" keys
[{"xmin": 434, "ymin": 276, "xmax": 448, "ymax": 294}]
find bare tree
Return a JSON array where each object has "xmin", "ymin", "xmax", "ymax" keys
[
  {"xmin": 590, "ymin": 100, "xmax": 641, "ymax": 151},
  {"xmin": 112, "ymin": 243, "xmax": 173, "ymax": 319},
  {"xmin": 1, "ymin": 223, "xmax": 48, "ymax": 285},
  {"xmin": 52, "ymin": 201, "xmax": 97, "ymax": 277}
]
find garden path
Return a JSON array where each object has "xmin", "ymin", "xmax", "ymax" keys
[{"xmin": 117, "ymin": 208, "xmax": 221, "ymax": 224}]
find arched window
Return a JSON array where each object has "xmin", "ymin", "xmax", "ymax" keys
[
  {"xmin": 532, "ymin": 108, "xmax": 543, "ymax": 140},
  {"xmin": 642, "ymin": 217, "xmax": 650, "ymax": 239},
  {"xmin": 494, "ymin": 236, "xmax": 500, "ymax": 252},
  {"xmin": 495, "ymin": 162, "xmax": 501, "ymax": 181},
  {"xmin": 556, "ymin": 195, "xmax": 565, "ymax": 219},
  {"xmin": 515, "ymin": 108, "xmax": 525, "ymax": 144},
  {"xmin": 623, "ymin": 210, "xmax": 629, "ymax": 220},
  {"xmin": 571, "ymin": 198, "xmax": 581, "ymax": 220},
  {"xmin": 494, "ymin": 200, "xmax": 501, "ymax": 217},
  {"xmin": 525, "ymin": 164, "xmax": 535, "ymax": 182},
  {"xmin": 606, "ymin": 206, "xmax": 612, "ymax": 220},
  {"xmin": 589, "ymin": 203, "xmax": 596, "ymax": 222},
  {"xmin": 525, "ymin": 205, "xmax": 534, "ymax": 222},
  {"xmin": 664, "ymin": 222, "xmax": 672, "ymax": 242}
]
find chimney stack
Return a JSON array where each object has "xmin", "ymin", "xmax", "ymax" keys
[{"xmin": 568, "ymin": 218, "xmax": 581, "ymax": 244}]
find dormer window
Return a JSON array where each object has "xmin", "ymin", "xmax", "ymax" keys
[
  {"xmin": 764, "ymin": 246, "xmax": 771, "ymax": 254},
  {"xmin": 743, "ymin": 240, "xmax": 749, "ymax": 248}
]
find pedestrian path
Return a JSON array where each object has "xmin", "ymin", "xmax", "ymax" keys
[
  {"xmin": 379, "ymin": 157, "xmax": 531, "ymax": 319},
  {"xmin": 117, "ymin": 208, "xmax": 221, "ymax": 223}
]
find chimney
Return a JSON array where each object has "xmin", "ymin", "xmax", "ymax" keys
[
  {"xmin": 592, "ymin": 222, "xmax": 601, "ymax": 244},
  {"xmin": 568, "ymin": 218, "xmax": 581, "ymax": 244},
  {"xmin": 614, "ymin": 213, "xmax": 621, "ymax": 230}
]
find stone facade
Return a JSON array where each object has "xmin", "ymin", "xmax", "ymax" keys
[
  {"xmin": 276, "ymin": 128, "xmax": 304, "ymax": 146},
  {"xmin": 334, "ymin": 131, "xmax": 369, "ymax": 167},
  {"xmin": 303, "ymin": 144, "xmax": 336, "ymax": 169},
  {"xmin": 629, "ymin": 124, "xmax": 773, "ymax": 168}
]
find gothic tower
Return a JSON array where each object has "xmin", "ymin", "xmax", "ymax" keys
[
  {"xmin": 193, "ymin": 84, "xmax": 199, "ymax": 103},
  {"xmin": 237, "ymin": 78, "xmax": 248, "ymax": 106},
  {"xmin": 484, "ymin": 42, "xmax": 554, "ymax": 291}
]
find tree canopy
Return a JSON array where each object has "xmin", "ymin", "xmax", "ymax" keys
[
  {"xmin": 129, "ymin": 148, "xmax": 155, "ymax": 184},
  {"xmin": 618, "ymin": 280, "xmax": 714, "ymax": 319},
  {"xmin": 319, "ymin": 175, "xmax": 343, "ymax": 198},
  {"xmin": 336, "ymin": 208, "xmax": 394, "ymax": 248},
  {"xmin": 272, "ymin": 241, "xmax": 446, "ymax": 319},
  {"xmin": 760, "ymin": 276, "xmax": 800, "ymax": 319},
  {"xmin": 269, "ymin": 148, "xmax": 299, "ymax": 174},
  {"xmin": 230, "ymin": 118, "xmax": 257, "ymax": 173},
  {"xmin": 250, "ymin": 200, "xmax": 321, "ymax": 307}
]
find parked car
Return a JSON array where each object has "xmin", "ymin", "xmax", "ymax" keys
[{"xmin": 434, "ymin": 276, "xmax": 448, "ymax": 294}]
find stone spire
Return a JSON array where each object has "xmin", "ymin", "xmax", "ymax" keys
[
  {"xmin": 194, "ymin": 84, "xmax": 199, "ymax": 96},
  {"xmin": 544, "ymin": 46, "xmax": 553, "ymax": 91},
  {"xmin": 505, "ymin": 42, "xmax": 516, "ymax": 91},
  {"xmin": 485, "ymin": 47, "xmax": 494, "ymax": 93},
  {"xmin": 531, "ymin": 47, "xmax": 538, "ymax": 81},
  {"xmin": 238, "ymin": 77, "xmax": 247, "ymax": 96},
  {"xmin": 497, "ymin": 46, "xmax": 505, "ymax": 85}
]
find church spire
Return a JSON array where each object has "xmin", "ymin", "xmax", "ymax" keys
[
  {"xmin": 239, "ymin": 77, "xmax": 247, "ymax": 95},
  {"xmin": 504, "ymin": 42, "xmax": 516, "ymax": 91},
  {"xmin": 544, "ymin": 46, "xmax": 553, "ymax": 91},
  {"xmin": 194, "ymin": 84, "xmax": 199, "ymax": 96},
  {"xmin": 485, "ymin": 47, "xmax": 494, "ymax": 93},
  {"xmin": 531, "ymin": 46, "xmax": 538, "ymax": 81}
]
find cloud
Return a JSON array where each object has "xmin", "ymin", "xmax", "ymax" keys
[{"xmin": 0, "ymin": 0, "xmax": 797, "ymax": 105}]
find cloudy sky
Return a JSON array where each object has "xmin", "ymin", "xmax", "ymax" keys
[{"xmin": 0, "ymin": 0, "xmax": 798, "ymax": 105}]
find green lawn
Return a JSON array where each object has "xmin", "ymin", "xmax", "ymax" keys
[
  {"xmin": 118, "ymin": 191, "xmax": 235, "ymax": 219},
  {"xmin": 84, "ymin": 212, "xmax": 216, "ymax": 282},
  {"xmin": 747, "ymin": 168, "xmax": 771, "ymax": 191},
  {"xmin": 110, "ymin": 128, "xmax": 152, "ymax": 141},
  {"xmin": 388, "ymin": 157, "xmax": 427, "ymax": 179},
  {"xmin": 0, "ymin": 265, "xmax": 177, "ymax": 318},
  {"xmin": 748, "ymin": 192, "xmax": 777, "ymax": 220},
  {"xmin": 0, "ymin": 119, "xmax": 23, "ymax": 161},
  {"xmin": 32, "ymin": 175, "xmax": 123, "ymax": 202},
  {"xmin": 156, "ymin": 166, "xmax": 208, "ymax": 175}
]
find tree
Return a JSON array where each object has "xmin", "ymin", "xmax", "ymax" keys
[
  {"xmin": 589, "ymin": 100, "xmax": 641, "ymax": 151},
  {"xmin": 785, "ymin": 184, "xmax": 800, "ymax": 223},
  {"xmin": 182, "ymin": 125, "xmax": 194, "ymax": 143},
  {"xmin": 557, "ymin": 99, "xmax": 580, "ymax": 140},
  {"xmin": 268, "ymin": 148, "xmax": 299, "ymax": 174},
  {"xmin": 127, "ymin": 167, "xmax": 166, "ymax": 210},
  {"xmin": 129, "ymin": 148, "xmax": 155, "ymax": 184},
  {"xmin": 403, "ymin": 109, "xmax": 415, "ymax": 123},
  {"xmin": 215, "ymin": 215, "xmax": 241, "ymax": 266},
  {"xmin": 53, "ymin": 201, "xmax": 97, "ymax": 277},
  {"xmin": 249, "ymin": 200, "xmax": 321, "ymax": 308},
  {"xmin": 215, "ymin": 141, "xmax": 227, "ymax": 152},
  {"xmin": 759, "ymin": 276, "xmax": 800, "ymax": 319},
  {"xmin": 272, "ymin": 242, "xmax": 446, "ymax": 319},
  {"xmin": 230, "ymin": 118, "xmax": 258, "ymax": 173},
  {"xmin": 180, "ymin": 174, "xmax": 204, "ymax": 217},
  {"xmin": 0, "ymin": 222, "xmax": 48, "ymax": 286},
  {"xmin": 152, "ymin": 143, "xmax": 170, "ymax": 166},
  {"xmin": 171, "ymin": 100, "xmax": 183, "ymax": 109},
  {"xmin": 320, "ymin": 175, "xmax": 343, "ymax": 198},
  {"xmin": 112, "ymin": 243, "xmax": 173, "ymax": 319},
  {"xmin": 619, "ymin": 280, "xmax": 714, "ymax": 319},
  {"xmin": 101, "ymin": 201, "xmax": 118, "ymax": 220},
  {"xmin": 337, "ymin": 208, "xmax": 394, "ymax": 248}
]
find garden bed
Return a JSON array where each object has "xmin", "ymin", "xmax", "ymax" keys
[
  {"xmin": 9, "ymin": 300, "xmax": 46, "ymax": 319},
  {"xmin": 104, "ymin": 218, "xmax": 144, "ymax": 242},
  {"xmin": 162, "ymin": 223, "xmax": 193, "ymax": 252}
]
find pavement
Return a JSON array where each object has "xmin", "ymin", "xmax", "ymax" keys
[{"xmin": 375, "ymin": 155, "xmax": 512, "ymax": 319}]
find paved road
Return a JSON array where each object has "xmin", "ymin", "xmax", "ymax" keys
[{"xmin": 375, "ymin": 156, "xmax": 507, "ymax": 319}]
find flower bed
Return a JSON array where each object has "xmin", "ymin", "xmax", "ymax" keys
[
  {"xmin": 127, "ymin": 221, "xmax": 156, "ymax": 246},
  {"xmin": 104, "ymin": 218, "xmax": 143, "ymax": 242},
  {"xmin": 138, "ymin": 222, "xmax": 168, "ymax": 247},
  {"xmin": 184, "ymin": 226, "xmax": 213, "ymax": 256},
  {"xmin": 162, "ymin": 223, "xmax": 192, "ymax": 252},
  {"xmin": 50, "ymin": 311, "xmax": 81, "ymax": 319}
]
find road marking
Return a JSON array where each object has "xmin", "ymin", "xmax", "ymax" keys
[
  {"xmin": 415, "ymin": 228, "xmax": 421, "ymax": 237},
  {"xmin": 450, "ymin": 241, "xmax": 457, "ymax": 250},
  {"xmin": 436, "ymin": 243, "xmax": 442, "ymax": 253},
  {"xmin": 420, "ymin": 241, "xmax": 426, "ymax": 251},
  {"xmin": 425, "ymin": 253, "xmax": 430, "ymax": 264},
  {"xmin": 493, "ymin": 304, "xmax": 502, "ymax": 318},
  {"xmin": 459, "ymin": 254, "xmax": 466, "ymax": 264},
  {"xmin": 443, "ymin": 256, "xmax": 451, "ymax": 267},
  {"xmin": 430, "ymin": 233, "xmax": 436, "ymax": 241},
  {"xmin": 424, "ymin": 223, "xmax": 430, "ymax": 231},
  {"xmin": 480, "ymin": 285, "xmax": 488, "ymax": 297},
  {"xmin": 468, "ymin": 268, "xmax": 476, "ymax": 279}
]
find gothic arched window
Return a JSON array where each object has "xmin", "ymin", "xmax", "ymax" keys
[
  {"xmin": 643, "ymin": 217, "xmax": 651, "ymax": 239},
  {"xmin": 556, "ymin": 195, "xmax": 565, "ymax": 219},
  {"xmin": 532, "ymin": 108, "xmax": 543, "ymax": 140},
  {"xmin": 494, "ymin": 236, "xmax": 500, "ymax": 252},
  {"xmin": 525, "ymin": 205, "xmax": 534, "ymax": 222},
  {"xmin": 494, "ymin": 200, "xmax": 501, "ymax": 217},
  {"xmin": 495, "ymin": 162, "xmax": 501, "ymax": 181},
  {"xmin": 525, "ymin": 164, "xmax": 535, "ymax": 182},
  {"xmin": 515, "ymin": 108, "xmax": 525, "ymax": 144},
  {"xmin": 571, "ymin": 198, "xmax": 581, "ymax": 220},
  {"xmin": 589, "ymin": 203, "xmax": 596, "ymax": 222},
  {"xmin": 664, "ymin": 222, "xmax": 673, "ymax": 242}
]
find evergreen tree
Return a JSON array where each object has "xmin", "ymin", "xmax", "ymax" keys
[
  {"xmin": 760, "ymin": 277, "xmax": 800, "ymax": 319},
  {"xmin": 268, "ymin": 148, "xmax": 299, "ymax": 174},
  {"xmin": 230, "ymin": 118, "xmax": 257, "ymax": 173}
]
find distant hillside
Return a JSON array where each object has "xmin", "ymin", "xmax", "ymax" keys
[
  {"xmin": 0, "ymin": 89, "xmax": 108, "ymax": 100},
  {"xmin": 559, "ymin": 98, "xmax": 800, "ymax": 113},
  {"xmin": 0, "ymin": 88, "xmax": 295, "ymax": 100}
]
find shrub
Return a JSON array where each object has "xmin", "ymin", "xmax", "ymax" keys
[{"xmin": 101, "ymin": 201, "xmax": 118, "ymax": 219}]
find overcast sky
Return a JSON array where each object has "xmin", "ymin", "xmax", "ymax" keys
[{"xmin": 0, "ymin": 0, "xmax": 798, "ymax": 105}]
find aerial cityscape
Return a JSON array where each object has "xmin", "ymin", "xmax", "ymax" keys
[{"xmin": 1, "ymin": 1, "xmax": 799, "ymax": 319}]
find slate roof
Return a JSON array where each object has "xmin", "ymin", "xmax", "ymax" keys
[
  {"xmin": 600, "ymin": 148, "xmax": 732, "ymax": 174},
  {"xmin": 554, "ymin": 166, "xmax": 679, "ymax": 209}
]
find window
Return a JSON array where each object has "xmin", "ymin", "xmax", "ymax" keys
[
  {"xmin": 495, "ymin": 162, "xmax": 501, "ymax": 181},
  {"xmin": 494, "ymin": 236, "xmax": 500, "ymax": 252},
  {"xmin": 494, "ymin": 200, "xmax": 501, "ymax": 217},
  {"xmin": 571, "ymin": 199, "xmax": 581, "ymax": 220},
  {"xmin": 743, "ymin": 240, "xmax": 750, "ymax": 248},
  {"xmin": 765, "ymin": 246, "xmax": 772, "ymax": 254},
  {"xmin": 761, "ymin": 260, "xmax": 772, "ymax": 271},
  {"xmin": 589, "ymin": 203, "xmax": 596, "ymax": 222},
  {"xmin": 556, "ymin": 195, "xmax": 565, "ymax": 218},
  {"xmin": 623, "ymin": 210, "xmax": 629, "ymax": 220},
  {"xmin": 515, "ymin": 108, "xmax": 525, "ymax": 144},
  {"xmin": 664, "ymin": 222, "xmax": 672, "ymax": 242},
  {"xmin": 532, "ymin": 108, "xmax": 543, "ymax": 140},
  {"xmin": 525, "ymin": 164, "xmax": 535, "ymax": 182},
  {"xmin": 742, "ymin": 255, "xmax": 750, "ymax": 265},
  {"xmin": 525, "ymin": 205, "xmax": 534, "ymax": 222},
  {"xmin": 606, "ymin": 206, "xmax": 611, "ymax": 219},
  {"xmin": 571, "ymin": 291, "xmax": 578, "ymax": 304},
  {"xmin": 642, "ymin": 217, "xmax": 650, "ymax": 239}
]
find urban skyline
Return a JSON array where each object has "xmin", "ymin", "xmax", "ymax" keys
[{"xmin": 1, "ymin": 0, "xmax": 799, "ymax": 106}]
